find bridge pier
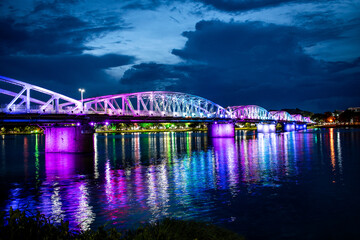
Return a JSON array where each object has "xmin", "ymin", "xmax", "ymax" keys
[
  {"xmin": 207, "ymin": 122, "xmax": 235, "ymax": 138},
  {"xmin": 256, "ymin": 123, "xmax": 276, "ymax": 133},
  {"xmin": 45, "ymin": 126, "xmax": 95, "ymax": 153},
  {"xmin": 281, "ymin": 122, "xmax": 296, "ymax": 132},
  {"xmin": 296, "ymin": 123, "xmax": 307, "ymax": 130}
]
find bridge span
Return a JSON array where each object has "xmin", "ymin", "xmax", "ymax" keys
[{"xmin": 0, "ymin": 75, "xmax": 314, "ymax": 152}]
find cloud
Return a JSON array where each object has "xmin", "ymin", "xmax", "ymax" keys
[
  {"xmin": 0, "ymin": 1, "xmax": 136, "ymax": 100},
  {"xmin": 0, "ymin": 11, "xmax": 126, "ymax": 56},
  {"xmin": 122, "ymin": 0, "xmax": 164, "ymax": 10},
  {"xmin": 121, "ymin": 63, "xmax": 186, "ymax": 89},
  {"xmin": 0, "ymin": 54, "xmax": 134, "ymax": 98},
  {"xmin": 0, "ymin": 18, "xmax": 29, "ymax": 55},
  {"xmin": 196, "ymin": 0, "xmax": 317, "ymax": 12},
  {"xmin": 120, "ymin": 20, "xmax": 360, "ymax": 112},
  {"xmin": 1, "ymin": 1, "xmax": 358, "ymax": 112}
]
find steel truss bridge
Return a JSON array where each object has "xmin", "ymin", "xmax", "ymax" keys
[{"xmin": 0, "ymin": 76, "xmax": 313, "ymax": 124}]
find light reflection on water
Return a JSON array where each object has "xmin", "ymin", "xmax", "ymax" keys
[{"xmin": 0, "ymin": 128, "xmax": 359, "ymax": 238}]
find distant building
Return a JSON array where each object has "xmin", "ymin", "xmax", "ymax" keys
[
  {"xmin": 343, "ymin": 107, "xmax": 360, "ymax": 123},
  {"xmin": 348, "ymin": 107, "xmax": 360, "ymax": 112}
]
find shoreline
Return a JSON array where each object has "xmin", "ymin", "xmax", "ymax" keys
[
  {"xmin": 1, "ymin": 124, "xmax": 360, "ymax": 135},
  {"xmin": 98, "ymin": 127, "xmax": 259, "ymax": 134},
  {"xmin": 309, "ymin": 123, "xmax": 360, "ymax": 128}
]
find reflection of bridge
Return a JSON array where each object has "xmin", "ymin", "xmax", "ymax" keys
[{"xmin": 0, "ymin": 76, "xmax": 314, "ymax": 152}]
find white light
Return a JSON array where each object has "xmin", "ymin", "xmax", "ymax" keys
[
  {"xmin": 78, "ymin": 88, "xmax": 85, "ymax": 111},
  {"xmin": 264, "ymin": 125, "xmax": 269, "ymax": 132}
]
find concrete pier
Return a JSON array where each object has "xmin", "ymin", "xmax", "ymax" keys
[
  {"xmin": 45, "ymin": 126, "xmax": 95, "ymax": 153},
  {"xmin": 282, "ymin": 122, "xmax": 296, "ymax": 132},
  {"xmin": 256, "ymin": 123, "xmax": 276, "ymax": 133},
  {"xmin": 208, "ymin": 122, "xmax": 235, "ymax": 138},
  {"xmin": 296, "ymin": 123, "xmax": 307, "ymax": 130}
]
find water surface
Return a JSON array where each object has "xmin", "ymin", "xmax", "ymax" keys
[{"xmin": 0, "ymin": 128, "xmax": 359, "ymax": 239}]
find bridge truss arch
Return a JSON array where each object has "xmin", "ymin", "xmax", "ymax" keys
[
  {"xmin": 270, "ymin": 111, "xmax": 295, "ymax": 122},
  {"xmin": 228, "ymin": 105, "xmax": 274, "ymax": 121},
  {"xmin": 303, "ymin": 116, "xmax": 314, "ymax": 124},
  {"xmin": 0, "ymin": 76, "xmax": 314, "ymax": 124},
  {"xmin": 82, "ymin": 91, "xmax": 229, "ymax": 119},
  {"xmin": 0, "ymin": 76, "xmax": 82, "ymax": 114},
  {"xmin": 291, "ymin": 114, "xmax": 311, "ymax": 123}
]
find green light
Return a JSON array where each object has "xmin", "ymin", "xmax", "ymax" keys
[
  {"xmin": 34, "ymin": 135, "xmax": 40, "ymax": 186},
  {"xmin": 140, "ymin": 123, "xmax": 153, "ymax": 129},
  {"xmin": 186, "ymin": 132, "xmax": 191, "ymax": 156},
  {"xmin": 113, "ymin": 137, "xmax": 116, "ymax": 164},
  {"xmin": 167, "ymin": 133, "xmax": 171, "ymax": 162}
]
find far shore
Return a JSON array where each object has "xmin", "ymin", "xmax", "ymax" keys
[
  {"xmin": 98, "ymin": 127, "xmax": 259, "ymax": 134},
  {"xmin": 1, "ymin": 123, "xmax": 360, "ymax": 135},
  {"xmin": 309, "ymin": 123, "xmax": 360, "ymax": 128},
  {"xmin": 1, "ymin": 127, "xmax": 256, "ymax": 135}
]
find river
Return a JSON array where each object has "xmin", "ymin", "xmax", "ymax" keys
[{"xmin": 0, "ymin": 128, "xmax": 359, "ymax": 239}]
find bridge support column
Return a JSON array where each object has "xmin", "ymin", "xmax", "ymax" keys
[
  {"xmin": 295, "ymin": 123, "xmax": 307, "ymax": 130},
  {"xmin": 282, "ymin": 122, "xmax": 296, "ymax": 132},
  {"xmin": 208, "ymin": 122, "xmax": 235, "ymax": 138},
  {"xmin": 256, "ymin": 123, "xmax": 276, "ymax": 133},
  {"xmin": 45, "ymin": 126, "xmax": 95, "ymax": 153}
]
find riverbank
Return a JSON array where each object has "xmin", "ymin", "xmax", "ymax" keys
[
  {"xmin": 0, "ymin": 208, "xmax": 244, "ymax": 240},
  {"xmin": 3, "ymin": 124, "xmax": 359, "ymax": 136},
  {"xmin": 309, "ymin": 123, "xmax": 360, "ymax": 128},
  {"xmin": 0, "ymin": 127, "xmax": 259, "ymax": 135},
  {"xmin": 96, "ymin": 128, "xmax": 207, "ymax": 134},
  {"xmin": 98, "ymin": 126, "xmax": 258, "ymax": 134}
]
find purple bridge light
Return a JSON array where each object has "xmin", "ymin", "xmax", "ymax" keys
[
  {"xmin": 0, "ymin": 75, "xmax": 315, "ymax": 152},
  {"xmin": 0, "ymin": 75, "xmax": 314, "ymax": 124}
]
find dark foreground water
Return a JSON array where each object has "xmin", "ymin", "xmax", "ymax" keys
[{"xmin": 0, "ymin": 128, "xmax": 360, "ymax": 239}]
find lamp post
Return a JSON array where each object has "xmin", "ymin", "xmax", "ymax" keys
[{"xmin": 78, "ymin": 88, "xmax": 85, "ymax": 111}]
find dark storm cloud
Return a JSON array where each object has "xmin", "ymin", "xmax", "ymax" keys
[
  {"xmin": 0, "ymin": 18, "xmax": 28, "ymax": 54},
  {"xmin": 172, "ymin": 20, "xmax": 320, "ymax": 71},
  {"xmin": 196, "ymin": 0, "xmax": 322, "ymax": 12},
  {"xmin": 0, "ymin": 54, "xmax": 134, "ymax": 98},
  {"xmin": 1, "ymin": 0, "xmax": 127, "ymax": 56},
  {"xmin": 295, "ymin": 11, "xmax": 360, "ymax": 39},
  {"xmin": 120, "ymin": 20, "xmax": 360, "ymax": 112},
  {"xmin": 0, "ymin": 14, "xmax": 125, "ymax": 55}
]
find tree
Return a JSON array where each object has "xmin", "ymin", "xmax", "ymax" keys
[{"xmin": 339, "ymin": 110, "xmax": 360, "ymax": 123}]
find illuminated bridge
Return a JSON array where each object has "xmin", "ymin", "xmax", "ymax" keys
[{"xmin": 0, "ymin": 76, "xmax": 314, "ymax": 152}]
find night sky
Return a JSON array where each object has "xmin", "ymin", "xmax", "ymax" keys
[{"xmin": 1, "ymin": 0, "xmax": 359, "ymax": 113}]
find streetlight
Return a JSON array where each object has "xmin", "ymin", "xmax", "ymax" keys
[{"xmin": 78, "ymin": 88, "xmax": 85, "ymax": 111}]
